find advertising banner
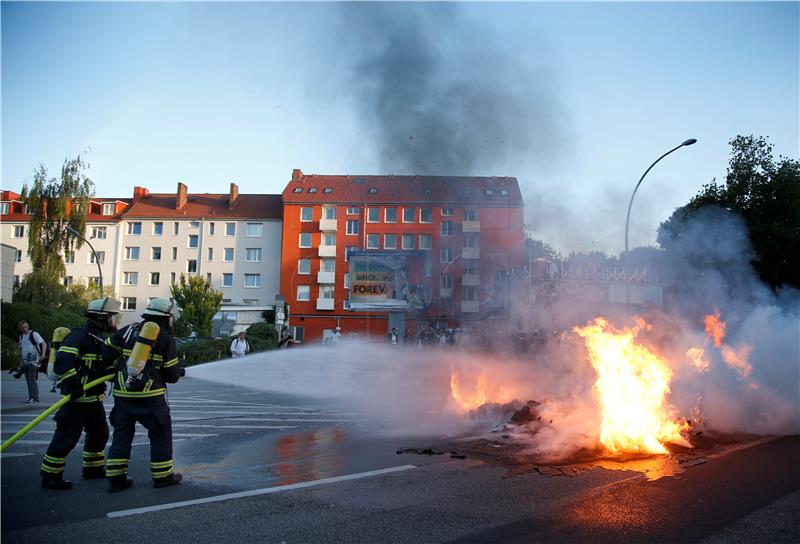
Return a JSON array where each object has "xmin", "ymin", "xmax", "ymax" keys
[{"xmin": 348, "ymin": 250, "xmax": 430, "ymax": 311}]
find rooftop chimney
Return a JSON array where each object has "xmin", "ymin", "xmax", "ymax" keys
[
  {"xmin": 228, "ymin": 183, "xmax": 239, "ymax": 210},
  {"xmin": 176, "ymin": 182, "xmax": 188, "ymax": 210},
  {"xmin": 292, "ymin": 169, "xmax": 304, "ymax": 182},
  {"xmin": 132, "ymin": 186, "xmax": 150, "ymax": 201}
]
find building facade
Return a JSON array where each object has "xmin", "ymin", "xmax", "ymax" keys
[{"xmin": 280, "ymin": 170, "xmax": 525, "ymax": 344}]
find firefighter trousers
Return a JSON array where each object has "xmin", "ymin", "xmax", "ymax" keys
[
  {"xmin": 41, "ymin": 401, "xmax": 109, "ymax": 477},
  {"xmin": 106, "ymin": 396, "xmax": 175, "ymax": 480}
]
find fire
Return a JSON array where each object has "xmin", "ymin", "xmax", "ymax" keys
[
  {"xmin": 686, "ymin": 347, "xmax": 710, "ymax": 371},
  {"xmin": 574, "ymin": 318, "xmax": 689, "ymax": 455},
  {"xmin": 449, "ymin": 368, "xmax": 512, "ymax": 412},
  {"xmin": 701, "ymin": 311, "xmax": 754, "ymax": 378},
  {"xmin": 704, "ymin": 311, "xmax": 726, "ymax": 347}
]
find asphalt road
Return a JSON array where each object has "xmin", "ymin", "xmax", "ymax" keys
[{"xmin": 2, "ymin": 373, "xmax": 798, "ymax": 543}]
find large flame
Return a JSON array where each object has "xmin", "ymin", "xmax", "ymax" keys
[
  {"xmin": 575, "ymin": 318, "xmax": 689, "ymax": 455},
  {"xmin": 702, "ymin": 311, "xmax": 754, "ymax": 378},
  {"xmin": 704, "ymin": 311, "xmax": 726, "ymax": 347},
  {"xmin": 449, "ymin": 368, "xmax": 513, "ymax": 412}
]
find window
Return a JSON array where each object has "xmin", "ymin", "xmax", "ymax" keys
[
  {"xmin": 442, "ymin": 208, "xmax": 454, "ymax": 216},
  {"xmin": 91, "ymin": 226, "xmax": 107, "ymax": 239},
  {"xmin": 123, "ymin": 272, "xmax": 138, "ymax": 286},
  {"xmin": 190, "ymin": 221, "xmax": 200, "ymax": 229},
  {"xmin": 173, "ymin": 222, "xmax": 179, "ymax": 235},
  {"xmin": 367, "ymin": 208, "xmax": 380, "ymax": 223},
  {"xmin": 347, "ymin": 207, "xmax": 359, "ymax": 215},
  {"xmin": 297, "ymin": 285, "xmax": 310, "ymax": 301},
  {"xmin": 441, "ymin": 274, "xmax": 453, "ymax": 289},
  {"xmin": 13, "ymin": 275, "xmax": 20, "ymax": 287},
  {"xmin": 125, "ymin": 247, "xmax": 140, "ymax": 260},
  {"xmin": 170, "ymin": 272, "xmax": 176, "ymax": 284},
  {"xmin": 63, "ymin": 276, "xmax": 73, "ymax": 287},
  {"xmin": 13, "ymin": 225, "xmax": 24, "ymax": 237},
  {"xmin": 188, "ymin": 234, "xmax": 199, "ymax": 248},
  {"xmin": 246, "ymin": 223, "xmax": 263, "ymax": 237},
  {"xmin": 464, "ymin": 210, "xmax": 477, "ymax": 221},
  {"xmin": 222, "ymin": 273, "xmax": 233, "ymax": 287},
  {"xmin": 464, "ymin": 262, "xmax": 478, "ymax": 274},
  {"xmin": 153, "ymin": 222, "xmax": 163, "ymax": 236},
  {"xmin": 324, "ymin": 207, "xmax": 337, "ymax": 220},
  {"xmin": 224, "ymin": 248, "xmax": 234, "ymax": 261},
  {"xmin": 465, "ymin": 233, "xmax": 479, "ymax": 248},
  {"xmin": 293, "ymin": 187, "xmax": 303, "ymax": 193},
  {"xmin": 403, "ymin": 208, "xmax": 415, "ymax": 223},
  {"xmin": 344, "ymin": 273, "xmax": 350, "ymax": 289},
  {"xmin": 485, "ymin": 189, "xmax": 493, "ymax": 196},
  {"xmin": 323, "ymin": 188, "xmax": 333, "ymax": 194},
  {"xmin": 300, "ymin": 208, "xmax": 313, "ymax": 222},
  {"xmin": 64, "ymin": 251, "xmax": 75, "ymax": 264},
  {"xmin": 245, "ymin": 248, "xmax": 262, "ymax": 262},
  {"xmin": 102, "ymin": 203, "xmax": 115, "ymax": 216},
  {"xmin": 420, "ymin": 208, "xmax": 432, "ymax": 223},
  {"xmin": 419, "ymin": 234, "xmax": 432, "ymax": 249},
  {"xmin": 207, "ymin": 247, "xmax": 213, "ymax": 261},
  {"xmin": 308, "ymin": 188, "xmax": 318, "ymax": 194},
  {"xmin": 322, "ymin": 259, "xmax": 335, "ymax": 273},
  {"xmin": 89, "ymin": 251, "xmax": 106, "ymax": 264},
  {"xmin": 402, "ymin": 234, "xmax": 414, "ymax": 250},
  {"xmin": 322, "ymin": 232, "xmax": 336, "ymax": 246},
  {"xmin": 423, "ymin": 187, "xmax": 432, "ymax": 195},
  {"xmin": 149, "ymin": 272, "xmax": 160, "ymax": 286},
  {"xmin": 319, "ymin": 285, "xmax": 334, "ymax": 299},
  {"xmin": 463, "ymin": 286, "xmax": 477, "ymax": 301},
  {"xmin": 225, "ymin": 223, "xmax": 235, "ymax": 236},
  {"xmin": 500, "ymin": 189, "xmax": 509, "ymax": 196},
  {"xmin": 346, "ymin": 220, "xmax": 360, "ymax": 235},
  {"xmin": 345, "ymin": 246, "xmax": 357, "ymax": 262},
  {"xmin": 187, "ymin": 260, "xmax": 197, "ymax": 273},
  {"xmin": 0, "ymin": 202, "xmax": 9, "ymax": 215},
  {"xmin": 440, "ymin": 247, "xmax": 453, "ymax": 263},
  {"xmin": 385, "ymin": 208, "xmax": 397, "ymax": 223},
  {"xmin": 384, "ymin": 234, "xmax": 397, "ymax": 249},
  {"xmin": 122, "ymin": 297, "xmax": 137, "ymax": 311},
  {"xmin": 171, "ymin": 247, "xmax": 178, "ymax": 260},
  {"xmin": 15, "ymin": 250, "xmax": 22, "ymax": 262},
  {"xmin": 151, "ymin": 247, "xmax": 161, "ymax": 260},
  {"xmin": 368, "ymin": 187, "xmax": 378, "ymax": 194},
  {"xmin": 206, "ymin": 272, "xmax": 212, "ymax": 283},
  {"xmin": 208, "ymin": 222, "xmax": 215, "ymax": 235},
  {"xmin": 299, "ymin": 233, "xmax": 312, "ymax": 248},
  {"xmin": 298, "ymin": 259, "xmax": 311, "ymax": 274},
  {"xmin": 88, "ymin": 277, "xmax": 100, "ymax": 287},
  {"xmin": 441, "ymin": 221, "xmax": 454, "ymax": 236},
  {"xmin": 127, "ymin": 222, "xmax": 141, "ymax": 235},
  {"xmin": 367, "ymin": 234, "xmax": 379, "ymax": 249}
]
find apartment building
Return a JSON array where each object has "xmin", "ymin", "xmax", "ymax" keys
[
  {"xmin": 1, "ymin": 184, "xmax": 283, "ymax": 327},
  {"xmin": 280, "ymin": 170, "xmax": 525, "ymax": 343}
]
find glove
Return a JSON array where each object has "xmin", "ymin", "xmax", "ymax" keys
[
  {"xmin": 65, "ymin": 379, "xmax": 85, "ymax": 400},
  {"xmin": 179, "ymin": 367, "xmax": 186, "ymax": 378}
]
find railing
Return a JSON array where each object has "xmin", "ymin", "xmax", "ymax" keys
[
  {"xmin": 462, "ymin": 221, "xmax": 481, "ymax": 233},
  {"xmin": 319, "ymin": 218, "xmax": 337, "ymax": 231},
  {"xmin": 461, "ymin": 301, "xmax": 479, "ymax": 313},
  {"xmin": 318, "ymin": 245, "xmax": 336, "ymax": 258},
  {"xmin": 316, "ymin": 298, "xmax": 335, "ymax": 310},
  {"xmin": 317, "ymin": 271, "xmax": 335, "ymax": 284},
  {"xmin": 462, "ymin": 247, "xmax": 480, "ymax": 259},
  {"xmin": 461, "ymin": 273, "xmax": 480, "ymax": 286}
]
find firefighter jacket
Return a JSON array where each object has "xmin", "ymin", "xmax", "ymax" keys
[
  {"xmin": 105, "ymin": 322, "xmax": 181, "ymax": 399},
  {"xmin": 54, "ymin": 322, "xmax": 114, "ymax": 403}
]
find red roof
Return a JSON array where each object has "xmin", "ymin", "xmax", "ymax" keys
[
  {"xmin": 281, "ymin": 171, "xmax": 523, "ymax": 207},
  {"xmin": 122, "ymin": 193, "xmax": 283, "ymax": 220},
  {"xmin": 0, "ymin": 191, "xmax": 132, "ymax": 222}
]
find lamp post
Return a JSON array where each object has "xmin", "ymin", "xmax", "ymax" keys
[
  {"xmin": 624, "ymin": 138, "xmax": 697, "ymax": 254},
  {"xmin": 66, "ymin": 225, "xmax": 104, "ymax": 298}
]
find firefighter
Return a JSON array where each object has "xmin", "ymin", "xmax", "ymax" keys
[
  {"xmin": 40, "ymin": 297, "xmax": 120, "ymax": 490},
  {"xmin": 104, "ymin": 297, "xmax": 183, "ymax": 492}
]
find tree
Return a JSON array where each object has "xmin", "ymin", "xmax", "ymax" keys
[
  {"xmin": 14, "ymin": 156, "xmax": 94, "ymax": 304},
  {"xmin": 658, "ymin": 135, "xmax": 800, "ymax": 290},
  {"xmin": 169, "ymin": 274, "xmax": 223, "ymax": 337}
]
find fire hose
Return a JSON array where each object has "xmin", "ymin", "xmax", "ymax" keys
[{"xmin": 0, "ymin": 373, "xmax": 114, "ymax": 452}]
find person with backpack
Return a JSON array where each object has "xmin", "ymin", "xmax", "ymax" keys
[
  {"xmin": 40, "ymin": 298, "xmax": 120, "ymax": 490},
  {"xmin": 103, "ymin": 297, "xmax": 184, "ymax": 493},
  {"xmin": 16, "ymin": 320, "xmax": 46, "ymax": 405},
  {"xmin": 230, "ymin": 331, "xmax": 250, "ymax": 358}
]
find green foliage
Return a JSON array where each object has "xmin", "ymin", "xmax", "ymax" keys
[
  {"xmin": 169, "ymin": 274, "xmax": 223, "ymax": 337},
  {"xmin": 176, "ymin": 333, "xmax": 276, "ymax": 367},
  {"xmin": 526, "ymin": 238, "xmax": 562, "ymax": 262},
  {"xmin": 1, "ymin": 302, "xmax": 85, "ymax": 369},
  {"xmin": 246, "ymin": 322, "xmax": 279, "ymax": 346},
  {"xmin": 16, "ymin": 156, "xmax": 94, "ymax": 304},
  {"xmin": 658, "ymin": 135, "xmax": 800, "ymax": 289}
]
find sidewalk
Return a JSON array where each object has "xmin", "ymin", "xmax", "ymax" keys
[{"xmin": 1, "ymin": 371, "xmax": 65, "ymax": 414}]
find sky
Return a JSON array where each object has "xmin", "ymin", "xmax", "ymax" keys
[{"xmin": 2, "ymin": 1, "xmax": 798, "ymax": 254}]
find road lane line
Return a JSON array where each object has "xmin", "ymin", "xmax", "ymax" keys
[
  {"xmin": 172, "ymin": 424, "xmax": 299, "ymax": 429},
  {"xmin": 107, "ymin": 464, "xmax": 417, "ymax": 518},
  {"xmin": 1, "ymin": 452, "xmax": 35, "ymax": 458}
]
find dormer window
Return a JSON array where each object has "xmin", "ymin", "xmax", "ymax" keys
[
  {"xmin": 500, "ymin": 189, "xmax": 509, "ymax": 196},
  {"xmin": 308, "ymin": 188, "xmax": 318, "ymax": 193},
  {"xmin": 0, "ymin": 202, "xmax": 9, "ymax": 215},
  {"xmin": 102, "ymin": 203, "xmax": 115, "ymax": 216},
  {"xmin": 293, "ymin": 187, "xmax": 303, "ymax": 193},
  {"xmin": 423, "ymin": 188, "xmax": 433, "ymax": 195},
  {"xmin": 368, "ymin": 187, "xmax": 378, "ymax": 194},
  {"xmin": 353, "ymin": 178, "xmax": 366, "ymax": 184},
  {"xmin": 323, "ymin": 188, "xmax": 333, "ymax": 193},
  {"xmin": 485, "ymin": 189, "xmax": 493, "ymax": 196}
]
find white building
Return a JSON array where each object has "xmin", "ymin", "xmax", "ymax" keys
[
  {"xmin": 1, "ymin": 243, "xmax": 18, "ymax": 302},
  {"xmin": 1, "ymin": 184, "xmax": 283, "ymax": 327}
]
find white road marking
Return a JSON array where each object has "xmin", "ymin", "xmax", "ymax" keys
[
  {"xmin": 1, "ymin": 452, "xmax": 35, "ymax": 458},
  {"xmin": 11, "ymin": 440, "xmax": 50, "ymax": 445},
  {"xmin": 171, "ymin": 433, "xmax": 219, "ymax": 438},
  {"xmin": 107, "ymin": 464, "xmax": 417, "ymax": 518},
  {"xmin": 208, "ymin": 418, "xmax": 352, "ymax": 423},
  {"xmin": 172, "ymin": 424, "xmax": 298, "ymax": 430}
]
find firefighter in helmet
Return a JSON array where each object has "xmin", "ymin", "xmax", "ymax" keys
[
  {"xmin": 40, "ymin": 297, "xmax": 120, "ymax": 490},
  {"xmin": 104, "ymin": 297, "xmax": 184, "ymax": 492}
]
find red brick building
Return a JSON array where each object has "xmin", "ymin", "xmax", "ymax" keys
[{"xmin": 280, "ymin": 170, "xmax": 525, "ymax": 344}]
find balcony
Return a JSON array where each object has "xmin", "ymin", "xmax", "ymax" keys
[
  {"xmin": 462, "ymin": 247, "xmax": 480, "ymax": 259},
  {"xmin": 462, "ymin": 220, "xmax": 481, "ymax": 233},
  {"xmin": 316, "ymin": 298, "xmax": 335, "ymax": 310},
  {"xmin": 319, "ymin": 218, "xmax": 338, "ymax": 231},
  {"xmin": 461, "ymin": 301, "xmax": 479, "ymax": 313},
  {"xmin": 461, "ymin": 273, "xmax": 480, "ymax": 286},
  {"xmin": 317, "ymin": 271, "xmax": 335, "ymax": 284},
  {"xmin": 440, "ymin": 287, "xmax": 453, "ymax": 299},
  {"xmin": 318, "ymin": 245, "xmax": 336, "ymax": 258}
]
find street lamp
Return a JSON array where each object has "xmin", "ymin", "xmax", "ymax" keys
[
  {"xmin": 66, "ymin": 225, "xmax": 104, "ymax": 298},
  {"xmin": 624, "ymin": 138, "xmax": 697, "ymax": 254}
]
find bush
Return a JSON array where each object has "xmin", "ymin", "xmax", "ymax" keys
[
  {"xmin": 177, "ymin": 339, "xmax": 230, "ymax": 367},
  {"xmin": 246, "ymin": 322, "xmax": 278, "ymax": 348},
  {"xmin": 1, "ymin": 302, "xmax": 85, "ymax": 369}
]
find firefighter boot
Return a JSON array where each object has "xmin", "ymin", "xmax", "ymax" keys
[
  {"xmin": 153, "ymin": 472, "xmax": 182, "ymax": 488},
  {"xmin": 41, "ymin": 473, "xmax": 74, "ymax": 490},
  {"xmin": 108, "ymin": 476, "xmax": 134, "ymax": 493},
  {"xmin": 82, "ymin": 466, "xmax": 105, "ymax": 480}
]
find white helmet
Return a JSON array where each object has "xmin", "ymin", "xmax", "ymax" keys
[
  {"xmin": 142, "ymin": 298, "xmax": 181, "ymax": 321},
  {"xmin": 86, "ymin": 297, "xmax": 121, "ymax": 316}
]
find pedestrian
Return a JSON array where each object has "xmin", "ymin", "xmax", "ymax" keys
[
  {"xmin": 388, "ymin": 327, "xmax": 400, "ymax": 346},
  {"xmin": 16, "ymin": 320, "xmax": 46, "ymax": 405},
  {"xmin": 278, "ymin": 330, "xmax": 294, "ymax": 349},
  {"xmin": 230, "ymin": 331, "xmax": 250, "ymax": 358},
  {"xmin": 40, "ymin": 298, "xmax": 120, "ymax": 490},
  {"xmin": 104, "ymin": 297, "xmax": 184, "ymax": 492}
]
